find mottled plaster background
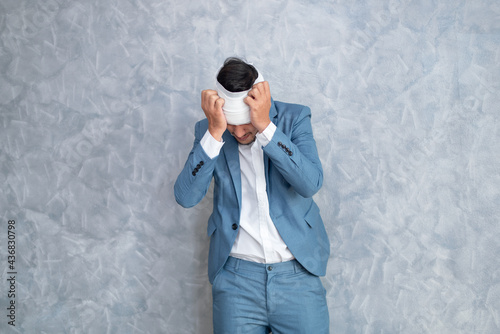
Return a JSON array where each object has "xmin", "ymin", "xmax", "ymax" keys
[{"xmin": 1, "ymin": 0, "xmax": 499, "ymax": 333}]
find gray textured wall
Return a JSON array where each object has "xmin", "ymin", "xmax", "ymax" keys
[{"xmin": 1, "ymin": 0, "xmax": 499, "ymax": 333}]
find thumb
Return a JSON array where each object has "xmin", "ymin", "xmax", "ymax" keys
[{"xmin": 215, "ymin": 97, "xmax": 225, "ymax": 111}]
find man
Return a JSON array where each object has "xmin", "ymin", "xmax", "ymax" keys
[{"xmin": 174, "ymin": 57, "xmax": 330, "ymax": 333}]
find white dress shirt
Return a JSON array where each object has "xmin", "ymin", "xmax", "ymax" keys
[{"xmin": 200, "ymin": 123, "xmax": 294, "ymax": 264}]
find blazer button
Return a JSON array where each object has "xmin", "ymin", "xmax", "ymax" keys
[
  {"xmin": 192, "ymin": 171, "xmax": 196, "ymax": 176},
  {"xmin": 288, "ymin": 151, "xmax": 293, "ymax": 156},
  {"xmin": 232, "ymin": 224, "xmax": 238, "ymax": 230},
  {"xmin": 278, "ymin": 142, "xmax": 283, "ymax": 147},
  {"xmin": 199, "ymin": 161, "xmax": 204, "ymax": 166}
]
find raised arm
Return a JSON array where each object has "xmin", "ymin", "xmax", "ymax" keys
[{"xmin": 263, "ymin": 105, "xmax": 323, "ymax": 198}]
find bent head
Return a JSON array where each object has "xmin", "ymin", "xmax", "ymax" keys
[
  {"xmin": 217, "ymin": 57, "xmax": 261, "ymax": 144},
  {"xmin": 217, "ymin": 57, "xmax": 259, "ymax": 93},
  {"xmin": 226, "ymin": 123, "xmax": 259, "ymax": 145}
]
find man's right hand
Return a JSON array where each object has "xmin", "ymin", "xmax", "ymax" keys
[{"xmin": 201, "ymin": 89, "xmax": 226, "ymax": 141}]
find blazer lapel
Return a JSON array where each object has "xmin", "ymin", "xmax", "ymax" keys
[
  {"xmin": 264, "ymin": 99, "xmax": 278, "ymax": 187},
  {"xmin": 222, "ymin": 131, "xmax": 242, "ymax": 209},
  {"xmin": 222, "ymin": 99, "xmax": 277, "ymax": 208}
]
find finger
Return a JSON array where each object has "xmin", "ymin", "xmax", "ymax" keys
[
  {"xmin": 247, "ymin": 86, "xmax": 261, "ymax": 100},
  {"xmin": 262, "ymin": 81, "xmax": 271, "ymax": 98},
  {"xmin": 244, "ymin": 95, "xmax": 255, "ymax": 107},
  {"xmin": 255, "ymin": 81, "xmax": 270, "ymax": 100},
  {"xmin": 206, "ymin": 92, "xmax": 221, "ymax": 107},
  {"xmin": 202, "ymin": 90, "xmax": 216, "ymax": 105},
  {"xmin": 250, "ymin": 81, "xmax": 270, "ymax": 99},
  {"xmin": 246, "ymin": 90, "xmax": 256, "ymax": 101},
  {"xmin": 215, "ymin": 97, "xmax": 225, "ymax": 111},
  {"xmin": 250, "ymin": 82, "xmax": 263, "ymax": 95},
  {"xmin": 201, "ymin": 89, "xmax": 217, "ymax": 99},
  {"xmin": 255, "ymin": 81, "xmax": 269, "ymax": 91}
]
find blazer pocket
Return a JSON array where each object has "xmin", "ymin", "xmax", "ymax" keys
[{"xmin": 304, "ymin": 203, "xmax": 320, "ymax": 228}]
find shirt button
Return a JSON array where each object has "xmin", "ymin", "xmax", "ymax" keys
[
  {"xmin": 267, "ymin": 266, "xmax": 273, "ymax": 271},
  {"xmin": 232, "ymin": 224, "xmax": 238, "ymax": 230}
]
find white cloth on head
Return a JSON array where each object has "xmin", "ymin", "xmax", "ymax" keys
[{"xmin": 215, "ymin": 69, "xmax": 264, "ymax": 125}]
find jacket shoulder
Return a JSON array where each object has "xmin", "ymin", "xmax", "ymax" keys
[{"xmin": 273, "ymin": 100, "xmax": 311, "ymax": 121}]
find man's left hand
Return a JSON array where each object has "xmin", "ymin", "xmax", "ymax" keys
[{"xmin": 244, "ymin": 81, "xmax": 272, "ymax": 133}]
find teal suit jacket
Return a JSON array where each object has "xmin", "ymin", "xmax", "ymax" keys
[{"xmin": 174, "ymin": 100, "xmax": 330, "ymax": 283}]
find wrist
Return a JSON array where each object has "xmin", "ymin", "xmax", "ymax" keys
[
  {"xmin": 257, "ymin": 119, "xmax": 271, "ymax": 133},
  {"xmin": 208, "ymin": 126, "xmax": 225, "ymax": 141}
]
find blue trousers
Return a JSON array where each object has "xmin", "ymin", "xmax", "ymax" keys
[{"xmin": 212, "ymin": 257, "xmax": 329, "ymax": 334}]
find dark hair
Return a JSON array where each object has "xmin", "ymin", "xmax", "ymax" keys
[{"xmin": 217, "ymin": 57, "xmax": 258, "ymax": 92}]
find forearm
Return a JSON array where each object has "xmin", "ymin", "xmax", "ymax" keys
[
  {"xmin": 263, "ymin": 111, "xmax": 323, "ymax": 198},
  {"xmin": 174, "ymin": 146, "xmax": 216, "ymax": 208},
  {"xmin": 174, "ymin": 123, "xmax": 222, "ymax": 208}
]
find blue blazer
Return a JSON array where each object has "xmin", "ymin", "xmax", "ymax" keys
[{"xmin": 174, "ymin": 100, "xmax": 330, "ymax": 283}]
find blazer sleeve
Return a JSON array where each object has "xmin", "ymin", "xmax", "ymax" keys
[
  {"xmin": 263, "ymin": 106, "xmax": 323, "ymax": 198},
  {"xmin": 174, "ymin": 120, "xmax": 218, "ymax": 208}
]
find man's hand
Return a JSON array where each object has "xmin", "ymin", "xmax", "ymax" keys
[
  {"xmin": 245, "ymin": 81, "xmax": 272, "ymax": 133},
  {"xmin": 201, "ymin": 89, "xmax": 226, "ymax": 141}
]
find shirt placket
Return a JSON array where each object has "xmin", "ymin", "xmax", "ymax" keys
[{"xmin": 251, "ymin": 141, "xmax": 273, "ymax": 263}]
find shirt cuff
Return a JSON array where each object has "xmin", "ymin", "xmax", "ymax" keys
[
  {"xmin": 256, "ymin": 122, "xmax": 276, "ymax": 147},
  {"xmin": 200, "ymin": 130, "xmax": 224, "ymax": 159}
]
